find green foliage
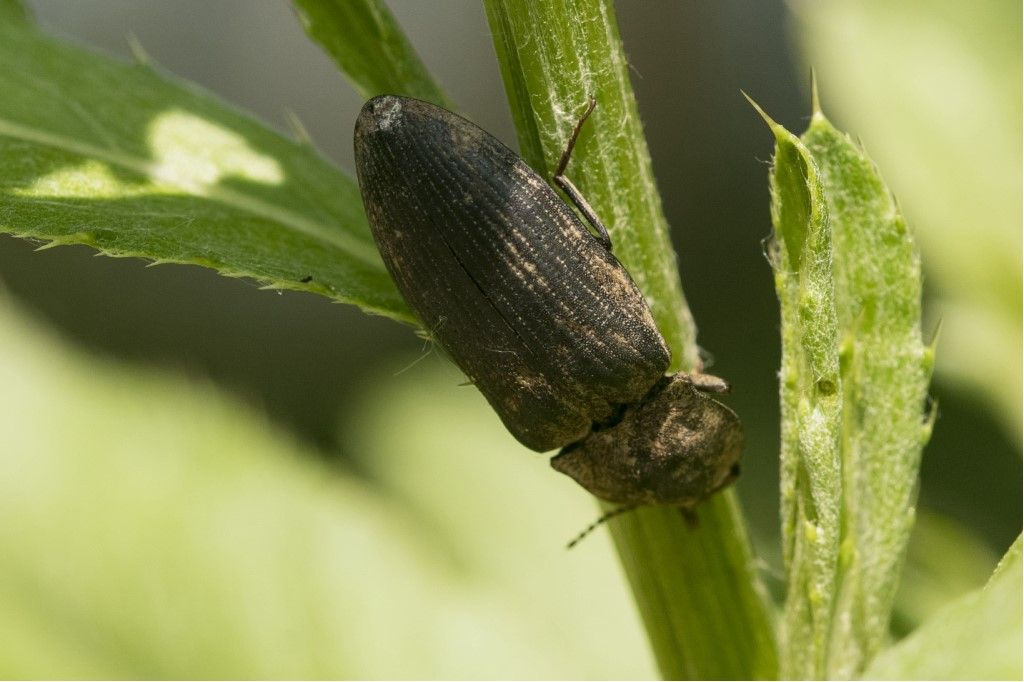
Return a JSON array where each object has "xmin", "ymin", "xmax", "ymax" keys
[
  {"xmin": 291, "ymin": 0, "xmax": 449, "ymax": 105},
  {"xmin": 753, "ymin": 95, "xmax": 843, "ymax": 679},
  {"xmin": 0, "ymin": 0, "xmax": 1017, "ymax": 679},
  {"xmin": 0, "ymin": 297, "xmax": 654, "ymax": 678},
  {"xmin": 0, "ymin": 6, "xmax": 780, "ymax": 675},
  {"xmin": 756, "ymin": 89, "xmax": 934, "ymax": 677},
  {"xmin": 804, "ymin": 94, "xmax": 933, "ymax": 678},
  {"xmin": 0, "ymin": 17, "xmax": 411, "ymax": 322},
  {"xmin": 0, "ymin": 3, "xmax": 781, "ymax": 678},
  {"xmin": 893, "ymin": 511, "xmax": 1000, "ymax": 636},
  {"xmin": 0, "ymin": 0, "xmax": 29, "ymax": 23},
  {"xmin": 865, "ymin": 537, "xmax": 1022, "ymax": 680}
]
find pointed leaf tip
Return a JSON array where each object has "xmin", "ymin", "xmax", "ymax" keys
[
  {"xmin": 741, "ymin": 91, "xmax": 781, "ymax": 132},
  {"xmin": 809, "ymin": 69, "xmax": 821, "ymax": 114},
  {"xmin": 285, "ymin": 110, "xmax": 313, "ymax": 146},
  {"xmin": 126, "ymin": 32, "xmax": 151, "ymax": 66},
  {"xmin": 928, "ymin": 316, "xmax": 943, "ymax": 350},
  {"xmin": 808, "ymin": 71, "xmax": 830, "ymax": 127}
]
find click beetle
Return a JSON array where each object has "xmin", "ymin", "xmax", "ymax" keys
[{"xmin": 354, "ymin": 94, "xmax": 742, "ymax": 507}]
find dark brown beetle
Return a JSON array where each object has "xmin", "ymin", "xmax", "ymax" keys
[{"xmin": 354, "ymin": 95, "xmax": 742, "ymax": 507}]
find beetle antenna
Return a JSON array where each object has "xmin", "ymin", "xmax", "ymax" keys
[{"xmin": 566, "ymin": 503, "xmax": 639, "ymax": 549}]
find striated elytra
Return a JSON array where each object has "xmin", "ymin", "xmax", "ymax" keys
[{"xmin": 354, "ymin": 94, "xmax": 743, "ymax": 507}]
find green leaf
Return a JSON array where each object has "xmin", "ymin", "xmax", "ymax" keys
[
  {"xmin": 0, "ymin": 19, "xmax": 411, "ymax": 323},
  {"xmin": 893, "ymin": 512, "xmax": 1000, "ymax": 636},
  {"xmin": 0, "ymin": 297, "xmax": 657, "ymax": 678},
  {"xmin": 756, "ymin": 88, "xmax": 931, "ymax": 677},
  {"xmin": 791, "ymin": 0, "xmax": 1022, "ymax": 440},
  {"xmin": 0, "ymin": 0, "xmax": 29, "ymax": 23},
  {"xmin": 753, "ymin": 95, "xmax": 843, "ymax": 680},
  {"xmin": 483, "ymin": 2, "xmax": 777, "ymax": 679},
  {"xmin": 345, "ymin": 359, "xmax": 660, "ymax": 679},
  {"xmin": 290, "ymin": 0, "xmax": 449, "ymax": 106},
  {"xmin": 863, "ymin": 536, "xmax": 1022, "ymax": 680},
  {"xmin": 804, "ymin": 93, "xmax": 932, "ymax": 678}
]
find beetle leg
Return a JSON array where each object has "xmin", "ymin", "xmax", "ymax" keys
[{"xmin": 553, "ymin": 96, "xmax": 613, "ymax": 251}]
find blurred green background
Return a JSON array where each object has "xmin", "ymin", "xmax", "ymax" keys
[{"xmin": 0, "ymin": 0, "xmax": 1019, "ymax": 678}]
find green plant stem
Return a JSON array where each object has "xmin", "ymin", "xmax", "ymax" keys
[{"xmin": 483, "ymin": 1, "xmax": 777, "ymax": 677}]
